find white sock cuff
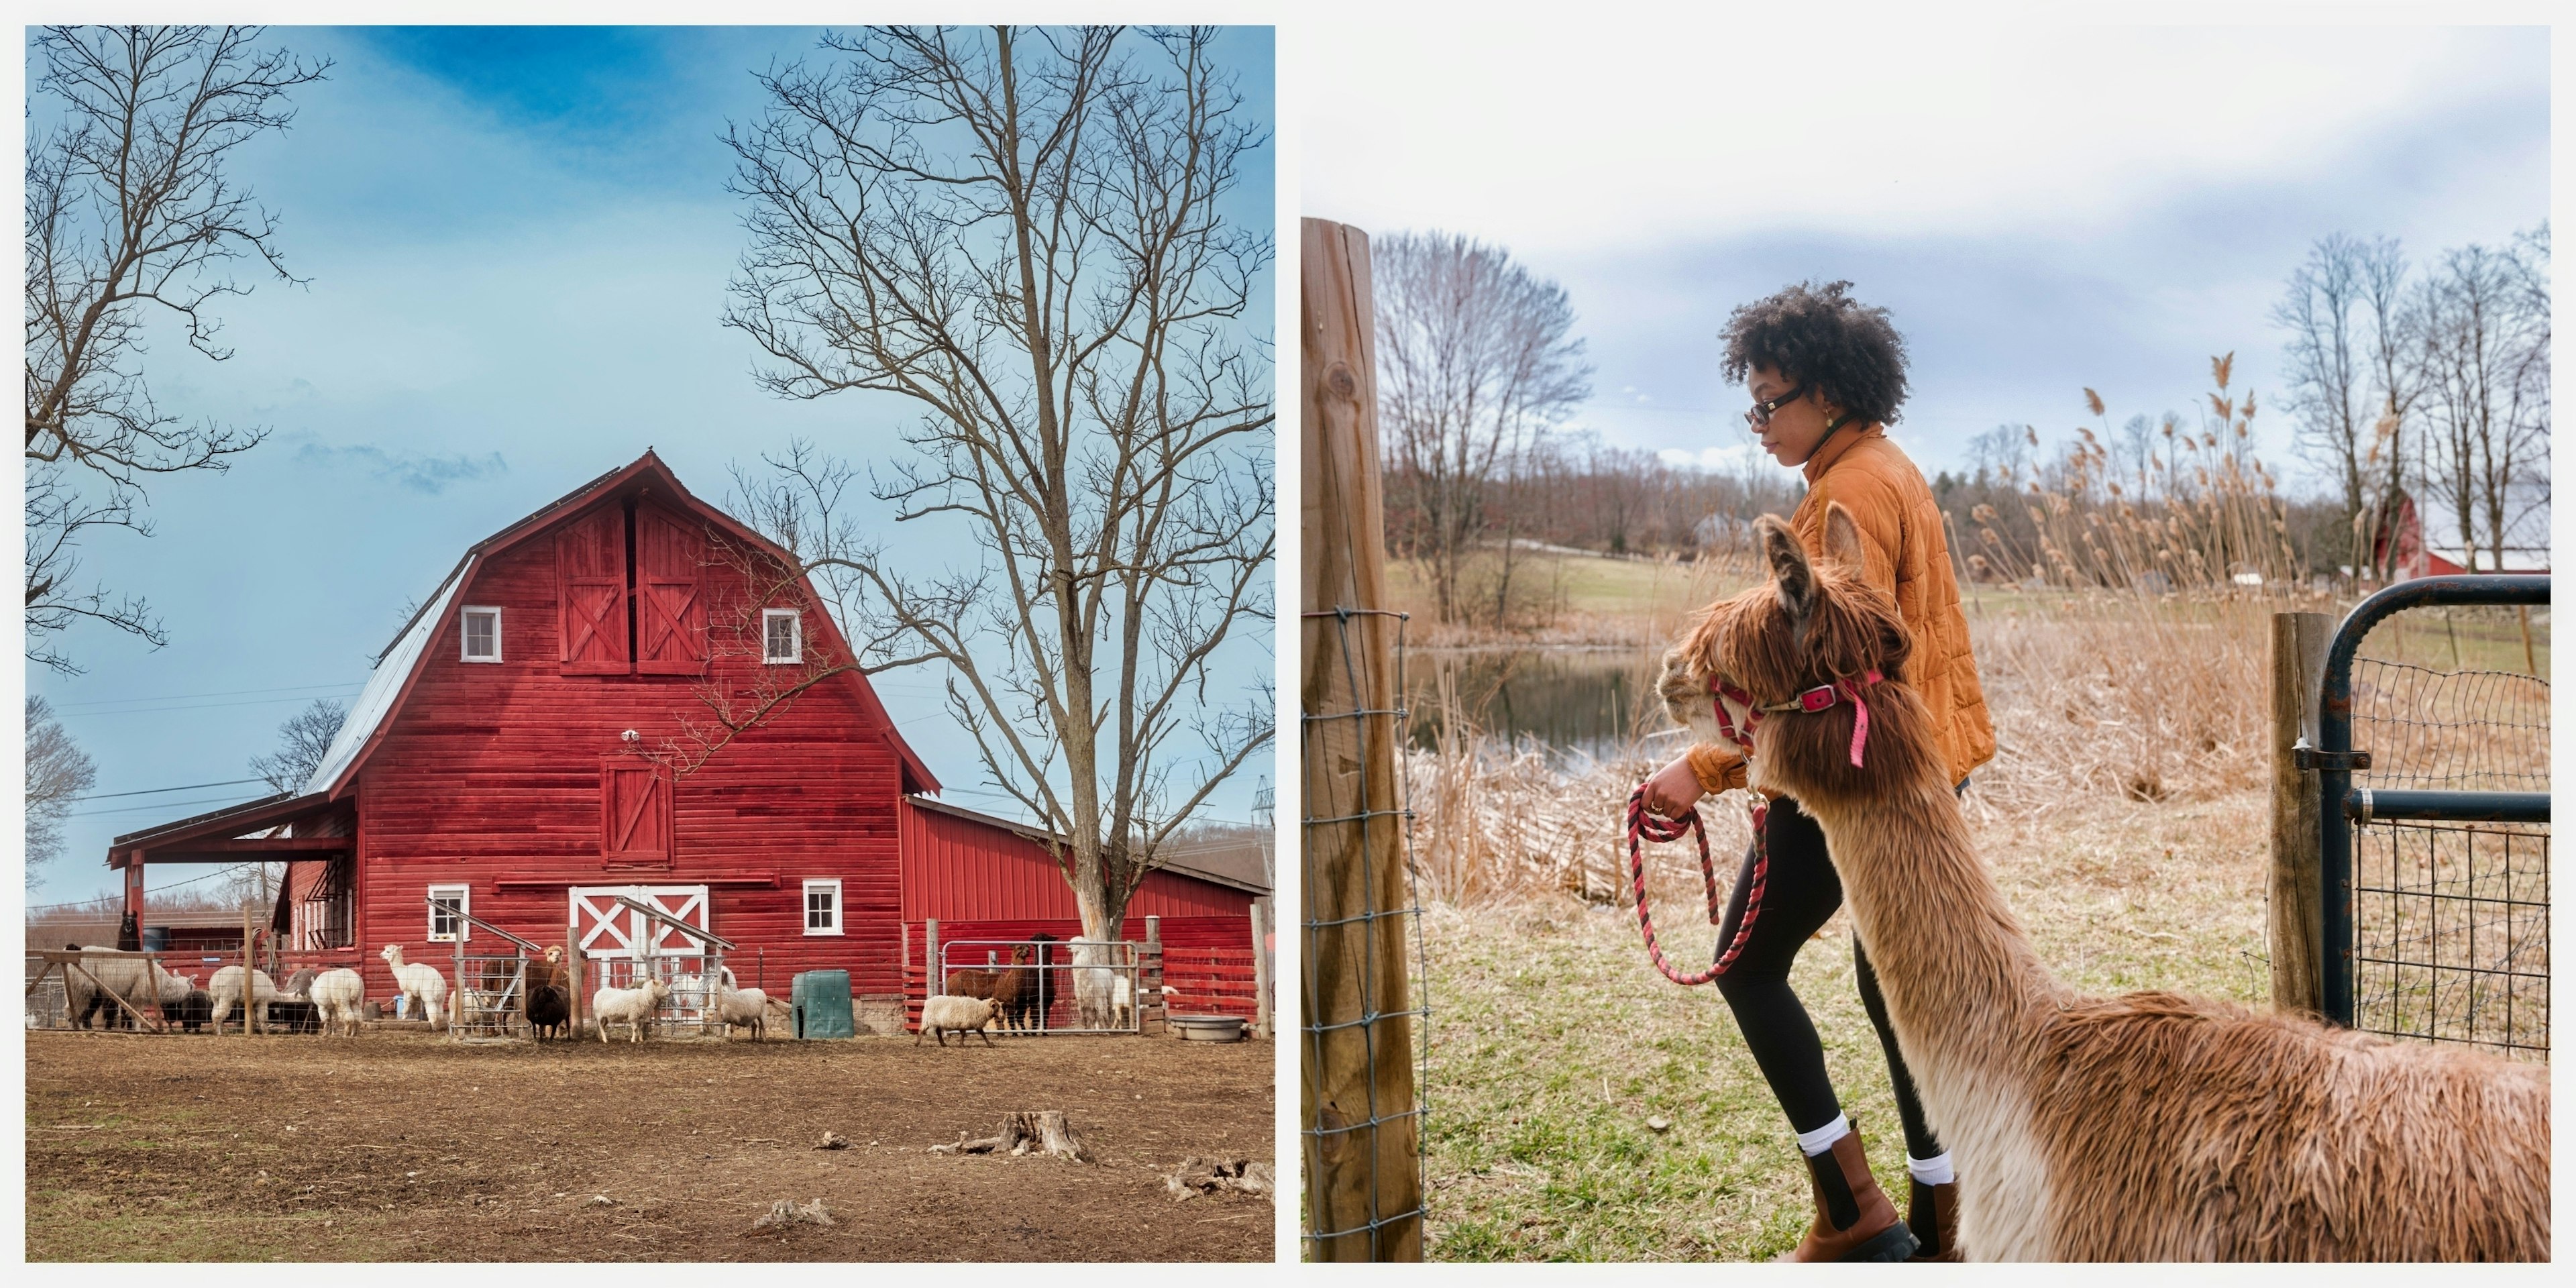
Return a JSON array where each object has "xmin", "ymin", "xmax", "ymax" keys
[
  {"xmin": 1907, "ymin": 1151, "xmax": 1955, "ymax": 1185},
  {"xmin": 1794, "ymin": 1114, "xmax": 1851, "ymax": 1157}
]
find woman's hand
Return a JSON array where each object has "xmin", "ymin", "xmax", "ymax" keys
[{"xmin": 1642, "ymin": 753, "xmax": 1705, "ymax": 818}]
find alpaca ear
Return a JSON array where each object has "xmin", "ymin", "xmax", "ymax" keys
[
  {"xmin": 1821, "ymin": 502, "xmax": 1868, "ymax": 576},
  {"xmin": 1758, "ymin": 515, "xmax": 1816, "ymax": 633}
]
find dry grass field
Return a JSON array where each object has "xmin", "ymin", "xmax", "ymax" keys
[{"xmin": 26, "ymin": 1030, "xmax": 1273, "ymax": 1263}]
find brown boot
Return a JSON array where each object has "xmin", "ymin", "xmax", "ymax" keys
[
  {"xmin": 1906, "ymin": 1177, "xmax": 1962, "ymax": 1261},
  {"xmin": 1775, "ymin": 1123, "xmax": 1917, "ymax": 1262}
]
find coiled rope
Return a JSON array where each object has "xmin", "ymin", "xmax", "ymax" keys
[{"xmin": 1625, "ymin": 785, "xmax": 1768, "ymax": 986}]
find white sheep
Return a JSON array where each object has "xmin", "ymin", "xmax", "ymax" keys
[
  {"xmin": 712, "ymin": 985, "xmax": 773, "ymax": 1041},
  {"xmin": 207, "ymin": 965, "xmax": 281, "ymax": 1035},
  {"xmin": 307, "ymin": 968, "xmax": 366, "ymax": 1038},
  {"xmin": 916, "ymin": 994, "xmax": 1001, "ymax": 1047},
  {"xmin": 592, "ymin": 978, "xmax": 672, "ymax": 1043},
  {"xmin": 378, "ymin": 944, "xmax": 449, "ymax": 1030},
  {"xmin": 60, "ymin": 947, "xmax": 186, "ymax": 1030}
]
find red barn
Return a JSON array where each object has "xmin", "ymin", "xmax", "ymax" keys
[{"xmin": 107, "ymin": 451, "xmax": 1266, "ymax": 1026}]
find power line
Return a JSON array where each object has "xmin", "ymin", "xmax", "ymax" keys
[
  {"xmin": 47, "ymin": 680, "xmax": 367, "ymax": 710},
  {"xmin": 25, "ymin": 860, "xmax": 263, "ymax": 910},
  {"xmin": 68, "ymin": 777, "xmax": 268, "ymax": 803},
  {"xmin": 56, "ymin": 690, "xmax": 366, "ymax": 719},
  {"xmin": 68, "ymin": 792, "xmax": 269, "ymax": 819}
]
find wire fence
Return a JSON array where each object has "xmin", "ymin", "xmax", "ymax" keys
[
  {"xmin": 1301, "ymin": 606, "xmax": 1431, "ymax": 1258},
  {"xmin": 2345, "ymin": 653, "xmax": 2548, "ymax": 1059}
]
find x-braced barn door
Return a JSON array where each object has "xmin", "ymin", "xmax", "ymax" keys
[{"xmin": 572, "ymin": 885, "xmax": 712, "ymax": 1031}]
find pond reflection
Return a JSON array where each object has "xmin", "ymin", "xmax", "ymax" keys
[{"xmin": 1405, "ymin": 647, "xmax": 1676, "ymax": 765}]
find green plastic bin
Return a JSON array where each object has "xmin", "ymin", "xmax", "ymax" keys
[{"xmin": 791, "ymin": 970, "xmax": 854, "ymax": 1039}]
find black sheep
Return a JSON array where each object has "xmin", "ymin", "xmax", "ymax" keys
[
  {"xmin": 264, "ymin": 999, "xmax": 322, "ymax": 1034},
  {"xmin": 526, "ymin": 984, "xmax": 572, "ymax": 1041},
  {"xmin": 162, "ymin": 989, "xmax": 214, "ymax": 1033}
]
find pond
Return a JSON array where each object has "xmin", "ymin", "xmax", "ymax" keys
[{"xmin": 1404, "ymin": 646, "xmax": 1678, "ymax": 765}]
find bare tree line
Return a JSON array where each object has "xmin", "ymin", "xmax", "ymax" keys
[{"xmin": 2273, "ymin": 223, "xmax": 2549, "ymax": 577}]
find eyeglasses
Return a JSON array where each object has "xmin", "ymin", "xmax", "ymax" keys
[{"xmin": 1746, "ymin": 384, "xmax": 1811, "ymax": 429}]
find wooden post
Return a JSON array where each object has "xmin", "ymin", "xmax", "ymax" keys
[
  {"xmin": 1299, "ymin": 217, "xmax": 1424, "ymax": 1262},
  {"xmin": 1142, "ymin": 915, "xmax": 1164, "ymax": 1035},
  {"xmin": 566, "ymin": 922, "xmax": 585, "ymax": 1040},
  {"xmin": 2270, "ymin": 611, "xmax": 2332, "ymax": 1016},
  {"xmin": 925, "ymin": 918, "xmax": 941, "ymax": 996},
  {"xmin": 1250, "ymin": 898, "xmax": 1274, "ymax": 1040},
  {"xmin": 241, "ymin": 906, "xmax": 258, "ymax": 1036},
  {"xmin": 706, "ymin": 948, "xmax": 724, "ymax": 1037}
]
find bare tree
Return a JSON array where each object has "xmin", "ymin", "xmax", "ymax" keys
[
  {"xmin": 248, "ymin": 698, "xmax": 347, "ymax": 794},
  {"xmin": 723, "ymin": 26, "xmax": 1273, "ymax": 951},
  {"xmin": 26, "ymin": 696, "xmax": 99, "ymax": 889},
  {"xmin": 23, "ymin": 25, "xmax": 328, "ymax": 674},
  {"xmin": 2414, "ymin": 231, "xmax": 2550, "ymax": 572},
  {"xmin": 1374, "ymin": 231, "xmax": 1591, "ymax": 625},
  {"xmin": 2274, "ymin": 233, "xmax": 2371, "ymax": 523}
]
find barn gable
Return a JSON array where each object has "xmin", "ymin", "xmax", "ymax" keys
[{"xmin": 305, "ymin": 450, "xmax": 935, "ymax": 800}]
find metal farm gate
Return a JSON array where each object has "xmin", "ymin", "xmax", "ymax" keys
[
  {"xmin": 2313, "ymin": 575, "xmax": 2548, "ymax": 1058},
  {"xmin": 936, "ymin": 938, "xmax": 1141, "ymax": 1034},
  {"xmin": 572, "ymin": 888, "xmax": 735, "ymax": 1038}
]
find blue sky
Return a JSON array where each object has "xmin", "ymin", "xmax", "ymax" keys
[
  {"xmin": 25, "ymin": 25, "xmax": 1277, "ymax": 905},
  {"xmin": 1303, "ymin": 21, "xmax": 2548, "ymax": 484}
]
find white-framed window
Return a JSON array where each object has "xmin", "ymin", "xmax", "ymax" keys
[
  {"xmin": 763, "ymin": 608, "xmax": 802, "ymax": 664},
  {"xmin": 461, "ymin": 606, "xmax": 502, "ymax": 663},
  {"xmin": 802, "ymin": 878, "xmax": 842, "ymax": 936},
  {"xmin": 428, "ymin": 884, "xmax": 470, "ymax": 942}
]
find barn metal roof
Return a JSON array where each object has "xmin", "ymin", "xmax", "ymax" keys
[{"xmin": 303, "ymin": 566, "xmax": 462, "ymax": 796}]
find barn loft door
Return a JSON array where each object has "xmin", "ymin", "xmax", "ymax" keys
[
  {"xmin": 570, "ymin": 885, "xmax": 708, "ymax": 960},
  {"xmin": 602, "ymin": 762, "xmax": 673, "ymax": 867},
  {"xmin": 634, "ymin": 504, "xmax": 706, "ymax": 676},
  {"xmin": 556, "ymin": 505, "xmax": 629, "ymax": 674}
]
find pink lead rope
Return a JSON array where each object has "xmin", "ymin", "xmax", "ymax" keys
[{"xmin": 1631, "ymin": 667, "xmax": 1884, "ymax": 987}]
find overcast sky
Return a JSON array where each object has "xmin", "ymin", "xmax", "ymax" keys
[
  {"xmin": 25, "ymin": 25, "xmax": 1276, "ymax": 906},
  {"xmin": 1303, "ymin": 21, "xmax": 2548, "ymax": 480}
]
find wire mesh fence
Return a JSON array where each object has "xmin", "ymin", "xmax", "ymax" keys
[
  {"xmin": 1301, "ymin": 605, "xmax": 1431, "ymax": 1258},
  {"xmin": 2344, "ymin": 647, "xmax": 2549, "ymax": 1059}
]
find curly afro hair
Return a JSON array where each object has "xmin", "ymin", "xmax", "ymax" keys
[{"xmin": 1718, "ymin": 280, "xmax": 1911, "ymax": 427}]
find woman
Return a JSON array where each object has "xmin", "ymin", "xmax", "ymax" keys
[{"xmin": 1641, "ymin": 280, "xmax": 1993, "ymax": 1262}]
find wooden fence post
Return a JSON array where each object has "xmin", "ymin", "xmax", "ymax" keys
[
  {"xmin": 2270, "ymin": 610, "xmax": 2332, "ymax": 1016},
  {"xmin": 1299, "ymin": 216, "xmax": 1424, "ymax": 1262},
  {"xmin": 567, "ymin": 922, "xmax": 585, "ymax": 1039},
  {"xmin": 1142, "ymin": 915, "xmax": 1164, "ymax": 1034},
  {"xmin": 241, "ymin": 906, "xmax": 258, "ymax": 1036},
  {"xmin": 1250, "ymin": 898, "xmax": 1274, "ymax": 1040},
  {"xmin": 925, "ymin": 919, "xmax": 941, "ymax": 996}
]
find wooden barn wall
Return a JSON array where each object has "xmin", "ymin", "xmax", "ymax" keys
[
  {"xmin": 896, "ymin": 798, "xmax": 1255, "ymax": 924},
  {"xmin": 346, "ymin": 497, "xmax": 908, "ymax": 1004}
]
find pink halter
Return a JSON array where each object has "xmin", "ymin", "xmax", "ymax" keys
[{"xmin": 1711, "ymin": 669, "xmax": 1884, "ymax": 768}]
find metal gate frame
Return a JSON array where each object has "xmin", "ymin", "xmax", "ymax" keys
[
  {"xmin": 937, "ymin": 938, "xmax": 1140, "ymax": 1034},
  {"xmin": 2313, "ymin": 574, "xmax": 2548, "ymax": 1030}
]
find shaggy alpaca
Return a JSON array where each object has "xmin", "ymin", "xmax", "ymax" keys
[{"xmin": 1656, "ymin": 504, "xmax": 2547, "ymax": 1262}]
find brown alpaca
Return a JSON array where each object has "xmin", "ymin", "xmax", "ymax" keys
[{"xmin": 1657, "ymin": 504, "xmax": 2548, "ymax": 1261}]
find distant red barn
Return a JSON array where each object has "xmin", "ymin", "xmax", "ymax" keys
[{"xmin": 107, "ymin": 451, "xmax": 1266, "ymax": 1024}]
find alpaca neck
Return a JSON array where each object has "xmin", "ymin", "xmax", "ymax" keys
[{"xmin": 1794, "ymin": 772, "xmax": 2063, "ymax": 1081}]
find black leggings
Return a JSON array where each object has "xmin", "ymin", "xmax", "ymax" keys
[{"xmin": 1712, "ymin": 793, "xmax": 1945, "ymax": 1163}]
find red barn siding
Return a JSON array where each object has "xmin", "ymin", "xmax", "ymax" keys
[
  {"xmin": 898, "ymin": 798, "xmax": 1256, "ymax": 924},
  {"xmin": 343, "ymin": 494, "xmax": 912, "ymax": 1004}
]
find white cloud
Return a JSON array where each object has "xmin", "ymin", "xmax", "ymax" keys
[{"xmin": 1305, "ymin": 20, "xmax": 2541, "ymax": 254}]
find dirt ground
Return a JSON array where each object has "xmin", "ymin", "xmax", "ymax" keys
[{"xmin": 25, "ymin": 1028, "xmax": 1273, "ymax": 1262}]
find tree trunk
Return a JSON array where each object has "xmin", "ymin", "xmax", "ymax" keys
[{"xmin": 930, "ymin": 1110, "xmax": 1093, "ymax": 1161}]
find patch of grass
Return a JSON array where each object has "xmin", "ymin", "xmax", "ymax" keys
[
  {"xmin": 1417, "ymin": 788, "xmax": 2274, "ymax": 1261},
  {"xmin": 28, "ymin": 1191, "xmax": 406, "ymax": 1262}
]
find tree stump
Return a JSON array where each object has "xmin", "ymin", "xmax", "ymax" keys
[{"xmin": 928, "ymin": 1110, "xmax": 1093, "ymax": 1162}]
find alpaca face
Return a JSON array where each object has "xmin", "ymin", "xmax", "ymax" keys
[{"xmin": 1663, "ymin": 505, "xmax": 1926, "ymax": 798}]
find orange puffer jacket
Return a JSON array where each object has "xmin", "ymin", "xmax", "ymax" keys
[{"xmin": 1688, "ymin": 422, "xmax": 1995, "ymax": 793}]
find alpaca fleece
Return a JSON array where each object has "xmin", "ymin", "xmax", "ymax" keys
[{"xmin": 1659, "ymin": 504, "xmax": 2546, "ymax": 1262}]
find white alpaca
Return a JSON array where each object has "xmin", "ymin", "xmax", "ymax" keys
[{"xmin": 378, "ymin": 944, "xmax": 449, "ymax": 1030}]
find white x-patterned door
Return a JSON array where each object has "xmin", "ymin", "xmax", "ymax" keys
[{"xmin": 570, "ymin": 885, "xmax": 709, "ymax": 961}]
